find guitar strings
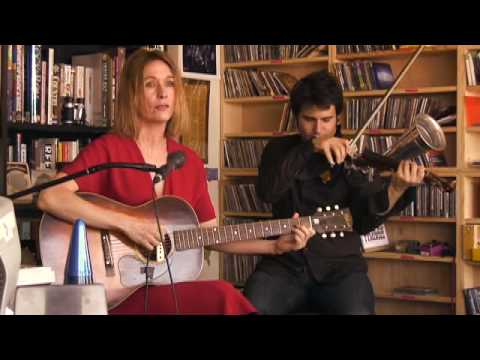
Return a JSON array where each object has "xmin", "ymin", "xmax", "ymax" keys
[{"xmin": 146, "ymin": 175, "xmax": 180, "ymax": 315}]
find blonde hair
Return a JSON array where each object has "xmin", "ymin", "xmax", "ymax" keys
[{"xmin": 113, "ymin": 48, "xmax": 189, "ymax": 139}]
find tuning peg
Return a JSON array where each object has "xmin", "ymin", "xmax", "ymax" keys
[
  {"xmin": 334, "ymin": 205, "xmax": 340, "ymax": 210},
  {"xmin": 317, "ymin": 207, "xmax": 323, "ymax": 212},
  {"xmin": 330, "ymin": 233, "xmax": 336, "ymax": 238},
  {"xmin": 326, "ymin": 206, "xmax": 331, "ymax": 211},
  {"xmin": 322, "ymin": 233, "xmax": 328, "ymax": 239}
]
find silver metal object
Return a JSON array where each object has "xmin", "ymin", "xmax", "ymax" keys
[
  {"xmin": 383, "ymin": 113, "xmax": 447, "ymax": 161},
  {"xmin": 15, "ymin": 284, "xmax": 108, "ymax": 315}
]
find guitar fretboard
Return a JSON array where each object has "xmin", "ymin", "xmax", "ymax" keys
[{"xmin": 173, "ymin": 217, "xmax": 312, "ymax": 251}]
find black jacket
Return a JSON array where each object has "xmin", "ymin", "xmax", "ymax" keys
[{"xmin": 255, "ymin": 134, "xmax": 416, "ymax": 283}]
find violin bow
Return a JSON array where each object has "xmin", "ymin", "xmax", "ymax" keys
[{"xmin": 349, "ymin": 45, "xmax": 426, "ymax": 148}]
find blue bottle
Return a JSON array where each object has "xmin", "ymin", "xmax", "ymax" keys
[{"xmin": 64, "ymin": 219, "xmax": 93, "ymax": 285}]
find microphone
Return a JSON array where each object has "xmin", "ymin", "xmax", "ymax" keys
[{"xmin": 156, "ymin": 151, "xmax": 186, "ymax": 180}]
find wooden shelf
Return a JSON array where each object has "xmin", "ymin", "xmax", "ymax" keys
[
  {"xmin": 222, "ymin": 168, "xmax": 258, "ymax": 177},
  {"xmin": 388, "ymin": 216, "xmax": 456, "ymax": 223},
  {"xmin": 376, "ymin": 292, "xmax": 455, "ymax": 304},
  {"xmin": 224, "ymin": 56, "xmax": 329, "ymax": 69},
  {"xmin": 364, "ymin": 251, "xmax": 454, "ymax": 263},
  {"xmin": 224, "ymin": 96, "xmax": 289, "ymax": 104},
  {"xmin": 342, "ymin": 126, "xmax": 456, "ymax": 136},
  {"xmin": 466, "ymin": 86, "xmax": 480, "ymax": 93},
  {"xmin": 464, "ymin": 260, "xmax": 480, "ymax": 266},
  {"xmin": 343, "ymin": 86, "xmax": 456, "ymax": 97},
  {"xmin": 461, "ymin": 169, "xmax": 480, "ymax": 176},
  {"xmin": 7, "ymin": 123, "xmax": 110, "ymax": 135},
  {"xmin": 223, "ymin": 211, "xmax": 272, "ymax": 218},
  {"xmin": 466, "ymin": 126, "xmax": 480, "ymax": 133},
  {"xmin": 224, "ymin": 131, "xmax": 298, "ymax": 138},
  {"xmin": 465, "ymin": 218, "xmax": 480, "ymax": 224},
  {"xmin": 462, "ymin": 45, "xmax": 480, "ymax": 51},
  {"xmin": 336, "ymin": 46, "xmax": 457, "ymax": 61},
  {"xmin": 427, "ymin": 167, "xmax": 458, "ymax": 176}
]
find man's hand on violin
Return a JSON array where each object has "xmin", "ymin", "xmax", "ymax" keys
[
  {"xmin": 377, "ymin": 160, "xmax": 426, "ymax": 216},
  {"xmin": 391, "ymin": 160, "xmax": 425, "ymax": 193},
  {"xmin": 312, "ymin": 137, "xmax": 354, "ymax": 166}
]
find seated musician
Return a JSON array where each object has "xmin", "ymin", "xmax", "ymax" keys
[
  {"xmin": 216, "ymin": 70, "xmax": 426, "ymax": 314},
  {"xmin": 37, "ymin": 48, "xmax": 314, "ymax": 315}
]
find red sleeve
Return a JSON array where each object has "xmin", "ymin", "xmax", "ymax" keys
[
  {"xmin": 191, "ymin": 157, "xmax": 216, "ymax": 223},
  {"xmin": 61, "ymin": 137, "xmax": 110, "ymax": 194}
]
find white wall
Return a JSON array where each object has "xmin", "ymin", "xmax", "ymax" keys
[{"xmin": 167, "ymin": 45, "xmax": 221, "ymax": 280}]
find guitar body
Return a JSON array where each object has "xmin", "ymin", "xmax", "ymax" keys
[{"xmin": 39, "ymin": 193, "xmax": 204, "ymax": 310}]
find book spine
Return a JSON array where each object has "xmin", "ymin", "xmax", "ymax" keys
[
  {"xmin": 39, "ymin": 138, "xmax": 58, "ymax": 170},
  {"xmin": 84, "ymin": 67, "xmax": 94, "ymax": 126},
  {"xmin": 40, "ymin": 60, "xmax": 47, "ymax": 124},
  {"xmin": 11, "ymin": 45, "xmax": 17, "ymax": 123},
  {"xmin": 51, "ymin": 64, "xmax": 60, "ymax": 124},
  {"xmin": 6, "ymin": 45, "xmax": 13, "ymax": 123},
  {"xmin": 102, "ymin": 54, "xmax": 108, "ymax": 125},
  {"xmin": 14, "ymin": 45, "xmax": 23, "ymax": 122},
  {"xmin": 32, "ymin": 45, "xmax": 42, "ymax": 124},
  {"xmin": 47, "ymin": 48, "xmax": 54, "ymax": 125},
  {"xmin": 8, "ymin": 145, "xmax": 14, "ymax": 162},
  {"xmin": 20, "ymin": 143, "xmax": 27, "ymax": 163},
  {"xmin": 73, "ymin": 65, "xmax": 85, "ymax": 100},
  {"xmin": 16, "ymin": 133, "xmax": 22, "ymax": 162},
  {"xmin": 24, "ymin": 45, "xmax": 32, "ymax": 123}
]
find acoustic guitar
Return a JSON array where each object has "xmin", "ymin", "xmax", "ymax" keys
[{"xmin": 39, "ymin": 193, "xmax": 353, "ymax": 309}]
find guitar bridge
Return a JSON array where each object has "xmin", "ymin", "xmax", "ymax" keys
[
  {"xmin": 101, "ymin": 231, "xmax": 115, "ymax": 277},
  {"xmin": 140, "ymin": 266, "xmax": 155, "ymax": 280}
]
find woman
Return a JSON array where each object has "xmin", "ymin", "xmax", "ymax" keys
[{"xmin": 38, "ymin": 48, "xmax": 313, "ymax": 315}]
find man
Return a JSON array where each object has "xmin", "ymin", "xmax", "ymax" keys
[{"xmin": 242, "ymin": 70, "xmax": 425, "ymax": 314}]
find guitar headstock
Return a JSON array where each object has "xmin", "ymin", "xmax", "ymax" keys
[{"xmin": 311, "ymin": 205, "xmax": 353, "ymax": 239}]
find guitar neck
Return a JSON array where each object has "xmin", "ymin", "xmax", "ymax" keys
[{"xmin": 173, "ymin": 217, "xmax": 312, "ymax": 251}]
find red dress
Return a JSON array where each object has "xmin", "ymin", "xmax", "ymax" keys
[{"xmin": 62, "ymin": 133, "xmax": 257, "ymax": 315}]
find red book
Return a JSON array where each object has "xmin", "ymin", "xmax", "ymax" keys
[{"xmin": 465, "ymin": 95, "xmax": 480, "ymax": 127}]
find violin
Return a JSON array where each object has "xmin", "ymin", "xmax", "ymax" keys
[{"xmin": 346, "ymin": 149, "xmax": 456, "ymax": 192}]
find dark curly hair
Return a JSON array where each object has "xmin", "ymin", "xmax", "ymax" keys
[{"xmin": 289, "ymin": 70, "xmax": 344, "ymax": 119}]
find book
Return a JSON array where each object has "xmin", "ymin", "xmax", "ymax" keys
[
  {"xmin": 372, "ymin": 62, "xmax": 394, "ymax": 89},
  {"xmin": 393, "ymin": 286, "xmax": 439, "ymax": 296},
  {"xmin": 17, "ymin": 267, "xmax": 55, "ymax": 287},
  {"xmin": 33, "ymin": 138, "xmax": 58, "ymax": 170},
  {"xmin": 464, "ymin": 287, "xmax": 480, "ymax": 315},
  {"xmin": 84, "ymin": 67, "xmax": 94, "ymax": 126},
  {"xmin": 426, "ymin": 150, "xmax": 447, "ymax": 167},
  {"xmin": 465, "ymin": 95, "xmax": 480, "ymax": 127},
  {"xmin": 360, "ymin": 224, "xmax": 390, "ymax": 252},
  {"xmin": 72, "ymin": 52, "xmax": 111, "ymax": 127},
  {"xmin": 463, "ymin": 224, "xmax": 480, "ymax": 261}
]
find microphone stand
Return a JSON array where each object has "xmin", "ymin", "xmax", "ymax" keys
[{"xmin": 7, "ymin": 162, "xmax": 161, "ymax": 201}]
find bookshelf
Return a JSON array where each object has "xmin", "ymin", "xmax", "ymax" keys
[
  {"xmin": 0, "ymin": 44, "xmax": 165, "ymax": 264},
  {"xmin": 457, "ymin": 45, "xmax": 480, "ymax": 313},
  {"xmin": 219, "ymin": 45, "xmax": 470, "ymax": 314}
]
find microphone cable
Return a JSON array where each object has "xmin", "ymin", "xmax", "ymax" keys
[{"xmin": 144, "ymin": 174, "xmax": 180, "ymax": 314}]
